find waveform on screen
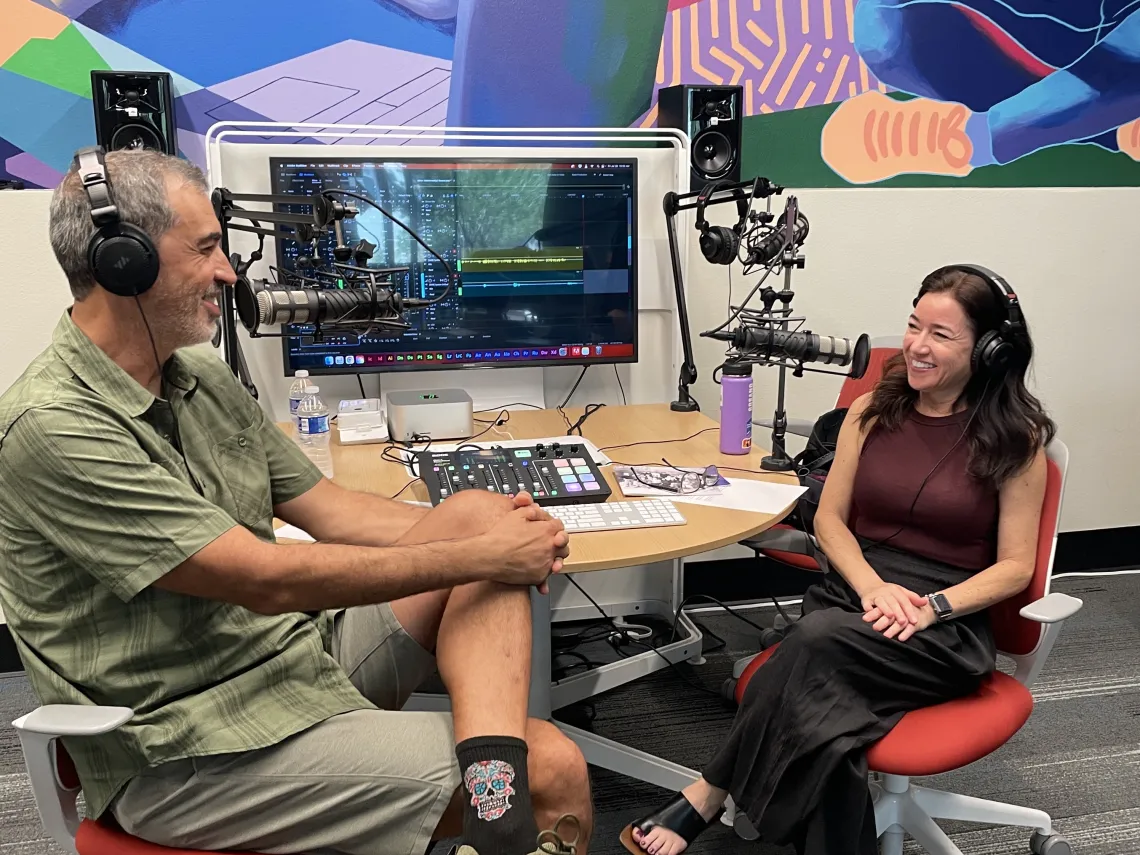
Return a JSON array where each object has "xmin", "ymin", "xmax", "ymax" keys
[{"xmin": 459, "ymin": 246, "xmax": 586, "ymax": 273}]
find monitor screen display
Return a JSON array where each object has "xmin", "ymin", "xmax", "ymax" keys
[{"xmin": 269, "ymin": 157, "xmax": 638, "ymax": 375}]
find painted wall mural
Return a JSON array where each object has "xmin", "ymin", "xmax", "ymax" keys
[{"xmin": 2, "ymin": 0, "xmax": 1138, "ymax": 190}]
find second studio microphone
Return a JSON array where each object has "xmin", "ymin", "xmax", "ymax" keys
[{"xmin": 709, "ymin": 325, "xmax": 871, "ymax": 378}]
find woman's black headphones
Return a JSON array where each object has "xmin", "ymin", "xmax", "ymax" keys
[
  {"xmin": 694, "ymin": 179, "xmax": 748, "ymax": 265},
  {"xmin": 74, "ymin": 146, "xmax": 160, "ymax": 297},
  {"xmin": 915, "ymin": 263, "xmax": 1027, "ymax": 375}
]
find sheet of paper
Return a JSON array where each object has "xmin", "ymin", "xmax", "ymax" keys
[
  {"xmin": 666, "ymin": 477, "xmax": 806, "ymax": 515},
  {"xmin": 274, "ymin": 523, "xmax": 315, "ymax": 542}
]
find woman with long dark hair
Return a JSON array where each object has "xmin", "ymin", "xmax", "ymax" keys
[{"xmin": 621, "ymin": 265, "xmax": 1056, "ymax": 855}]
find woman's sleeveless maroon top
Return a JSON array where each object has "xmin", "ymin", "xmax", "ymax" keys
[{"xmin": 852, "ymin": 408, "xmax": 999, "ymax": 571}]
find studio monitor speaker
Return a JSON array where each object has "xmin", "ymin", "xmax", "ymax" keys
[
  {"xmin": 657, "ymin": 84, "xmax": 744, "ymax": 190},
  {"xmin": 91, "ymin": 70, "xmax": 178, "ymax": 155}
]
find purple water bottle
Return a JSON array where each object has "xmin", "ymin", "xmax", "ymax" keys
[{"xmin": 719, "ymin": 361, "xmax": 754, "ymax": 455}]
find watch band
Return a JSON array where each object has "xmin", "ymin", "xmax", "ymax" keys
[{"xmin": 927, "ymin": 592, "xmax": 953, "ymax": 621}]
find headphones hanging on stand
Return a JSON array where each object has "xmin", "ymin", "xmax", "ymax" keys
[
  {"xmin": 915, "ymin": 263, "xmax": 1026, "ymax": 375},
  {"xmin": 75, "ymin": 146, "xmax": 160, "ymax": 297},
  {"xmin": 694, "ymin": 179, "xmax": 749, "ymax": 266}
]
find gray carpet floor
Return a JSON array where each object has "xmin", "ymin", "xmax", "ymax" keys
[{"xmin": 3, "ymin": 574, "xmax": 1139, "ymax": 854}]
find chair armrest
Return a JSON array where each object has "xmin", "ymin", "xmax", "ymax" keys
[
  {"xmin": 1019, "ymin": 592, "xmax": 1083, "ymax": 624},
  {"xmin": 741, "ymin": 527, "xmax": 814, "ymax": 554},
  {"xmin": 12, "ymin": 705, "xmax": 133, "ymax": 736},
  {"xmin": 1008, "ymin": 593, "xmax": 1084, "ymax": 688},
  {"xmin": 753, "ymin": 417, "xmax": 814, "ymax": 438}
]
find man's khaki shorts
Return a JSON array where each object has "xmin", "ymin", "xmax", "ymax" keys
[{"xmin": 111, "ymin": 604, "xmax": 460, "ymax": 855}]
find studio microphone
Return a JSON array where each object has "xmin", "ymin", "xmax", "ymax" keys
[
  {"xmin": 709, "ymin": 325, "xmax": 871, "ymax": 378},
  {"xmin": 744, "ymin": 212, "xmax": 810, "ymax": 267},
  {"xmin": 234, "ymin": 276, "xmax": 413, "ymax": 333}
]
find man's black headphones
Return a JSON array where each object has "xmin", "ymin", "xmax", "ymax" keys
[
  {"xmin": 74, "ymin": 146, "xmax": 160, "ymax": 297},
  {"xmin": 695, "ymin": 179, "xmax": 748, "ymax": 266},
  {"xmin": 916, "ymin": 263, "xmax": 1026, "ymax": 375}
]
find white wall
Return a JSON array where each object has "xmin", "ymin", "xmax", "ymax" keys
[{"xmin": 2, "ymin": 184, "xmax": 1137, "ymax": 533}]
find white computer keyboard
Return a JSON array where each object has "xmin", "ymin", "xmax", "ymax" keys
[{"xmin": 545, "ymin": 498, "xmax": 687, "ymax": 532}]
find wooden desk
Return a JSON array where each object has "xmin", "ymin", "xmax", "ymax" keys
[
  {"xmin": 311, "ymin": 403, "xmax": 800, "ymax": 793},
  {"xmin": 323, "ymin": 403, "xmax": 800, "ymax": 572}
]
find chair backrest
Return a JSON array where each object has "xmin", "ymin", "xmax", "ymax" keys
[
  {"xmin": 835, "ymin": 336, "xmax": 902, "ymax": 409},
  {"xmin": 989, "ymin": 439, "xmax": 1069, "ymax": 657}
]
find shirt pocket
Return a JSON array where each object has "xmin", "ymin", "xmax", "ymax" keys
[{"xmin": 211, "ymin": 424, "xmax": 272, "ymax": 528}]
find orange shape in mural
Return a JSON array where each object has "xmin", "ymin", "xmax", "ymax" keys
[
  {"xmin": 1, "ymin": 0, "xmax": 69, "ymax": 65},
  {"xmin": 1118, "ymin": 119, "xmax": 1140, "ymax": 162},
  {"xmin": 821, "ymin": 90, "xmax": 975, "ymax": 184}
]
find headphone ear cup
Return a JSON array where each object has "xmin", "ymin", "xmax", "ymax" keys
[
  {"xmin": 972, "ymin": 330, "xmax": 1014, "ymax": 374},
  {"xmin": 89, "ymin": 222, "xmax": 160, "ymax": 297},
  {"xmin": 700, "ymin": 225, "xmax": 739, "ymax": 265}
]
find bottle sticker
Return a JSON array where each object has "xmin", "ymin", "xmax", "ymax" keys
[
  {"xmin": 299, "ymin": 415, "xmax": 330, "ymax": 435},
  {"xmin": 290, "ymin": 398, "xmax": 301, "ymax": 414}
]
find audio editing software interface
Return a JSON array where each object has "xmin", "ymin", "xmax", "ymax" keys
[{"xmin": 270, "ymin": 157, "xmax": 638, "ymax": 374}]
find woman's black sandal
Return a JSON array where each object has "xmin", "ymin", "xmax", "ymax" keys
[{"xmin": 619, "ymin": 794, "xmax": 723, "ymax": 853}]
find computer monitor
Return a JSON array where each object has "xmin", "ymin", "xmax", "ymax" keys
[{"xmin": 269, "ymin": 156, "xmax": 638, "ymax": 375}]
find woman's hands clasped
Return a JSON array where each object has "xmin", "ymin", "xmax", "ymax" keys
[{"xmin": 860, "ymin": 583, "xmax": 936, "ymax": 642}]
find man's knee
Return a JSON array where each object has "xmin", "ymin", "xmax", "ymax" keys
[
  {"xmin": 525, "ymin": 719, "xmax": 590, "ymax": 808},
  {"xmin": 434, "ymin": 489, "xmax": 515, "ymax": 537}
]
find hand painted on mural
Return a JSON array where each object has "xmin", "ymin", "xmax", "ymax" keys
[{"xmin": 822, "ymin": 0, "xmax": 1140, "ymax": 183}]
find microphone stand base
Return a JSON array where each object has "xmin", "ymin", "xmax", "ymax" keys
[{"xmin": 670, "ymin": 399, "xmax": 699, "ymax": 413}]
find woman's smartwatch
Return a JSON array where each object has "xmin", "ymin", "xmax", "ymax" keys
[{"xmin": 927, "ymin": 592, "xmax": 953, "ymax": 622}]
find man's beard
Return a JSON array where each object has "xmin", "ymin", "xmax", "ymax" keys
[{"xmin": 143, "ymin": 287, "xmax": 220, "ymax": 356}]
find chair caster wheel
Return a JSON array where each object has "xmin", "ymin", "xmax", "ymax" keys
[
  {"xmin": 733, "ymin": 812, "xmax": 760, "ymax": 841},
  {"xmin": 720, "ymin": 677, "xmax": 738, "ymax": 705},
  {"xmin": 1031, "ymin": 832, "xmax": 1071, "ymax": 855},
  {"xmin": 759, "ymin": 628, "xmax": 784, "ymax": 649}
]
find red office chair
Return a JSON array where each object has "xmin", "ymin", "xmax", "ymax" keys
[
  {"xmin": 721, "ymin": 438, "xmax": 1079, "ymax": 855},
  {"xmin": 11, "ymin": 706, "xmax": 247, "ymax": 855}
]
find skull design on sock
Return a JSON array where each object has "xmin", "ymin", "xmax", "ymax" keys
[{"xmin": 463, "ymin": 759, "xmax": 516, "ymax": 821}]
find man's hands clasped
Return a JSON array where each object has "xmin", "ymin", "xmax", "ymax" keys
[
  {"xmin": 860, "ymin": 583, "xmax": 936, "ymax": 642},
  {"xmin": 482, "ymin": 492, "xmax": 569, "ymax": 593}
]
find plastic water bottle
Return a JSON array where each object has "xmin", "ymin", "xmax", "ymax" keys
[
  {"xmin": 288, "ymin": 370, "xmax": 310, "ymax": 429},
  {"xmin": 295, "ymin": 385, "xmax": 335, "ymax": 479},
  {"xmin": 719, "ymin": 361, "xmax": 754, "ymax": 455}
]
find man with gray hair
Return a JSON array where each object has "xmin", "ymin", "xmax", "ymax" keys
[{"xmin": 0, "ymin": 148, "xmax": 591, "ymax": 855}]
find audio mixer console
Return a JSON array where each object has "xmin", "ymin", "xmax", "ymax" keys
[{"xmin": 419, "ymin": 442, "xmax": 612, "ymax": 506}]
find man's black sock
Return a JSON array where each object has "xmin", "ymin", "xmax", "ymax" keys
[{"xmin": 456, "ymin": 736, "xmax": 538, "ymax": 855}]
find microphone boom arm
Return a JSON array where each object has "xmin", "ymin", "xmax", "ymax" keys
[{"xmin": 661, "ymin": 176, "xmax": 784, "ymax": 412}]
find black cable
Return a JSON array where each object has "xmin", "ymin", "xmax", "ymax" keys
[
  {"xmin": 560, "ymin": 366, "xmax": 589, "ymax": 409},
  {"xmin": 320, "ymin": 188, "xmax": 455, "ymax": 305},
  {"xmin": 599, "ymin": 427, "xmax": 718, "ymax": 452},
  {"xmin": 563, "ymin": 576, "xmax": 723, "ymax": 699},
  {"xmin": 356, "ymin": 375, "xmax": 366, "ymax": 399},
  {"xmin": 134, "ymin": 296, "xmax": 200, "ymax": 493},
  {"xmin": 389, "ymin": 478, "xmax": 419, "ymax": 500},
  {"xmin": 563, "ymin": 403, "xmax": 604, "ymax": 437},
  {"xmin": 475, "ymin": 402, "xmax": 545, "ymax": 413}
]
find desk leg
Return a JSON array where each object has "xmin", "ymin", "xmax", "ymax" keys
[{"xmin": 529, "ymin": 588, "xmax": 553, "ymax": 720}]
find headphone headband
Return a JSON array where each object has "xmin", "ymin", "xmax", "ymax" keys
[
  {"xmin": 74, "ymin": 146, "xmax": 119, "ymax": 227},
  {"xmin": 694, "ymin": 180, "xmax": 748, "ymax": 266},
  {"xmin": 695, "ymin": 179, "xmax": 748, "ymax": 231}
]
